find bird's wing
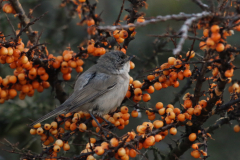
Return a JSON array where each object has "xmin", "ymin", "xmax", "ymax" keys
[
  {"xmin": 66, "ymin": 70, "xmax": 118, "ymax": 112},
  {"xmin": 29, "ymin": 68, "xmax": 118, "ymax": 127}
]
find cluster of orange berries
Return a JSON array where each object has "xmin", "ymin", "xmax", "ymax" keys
[
  {"xmin": 0, "ymin": 38, "xmax": 86, "ymax": 103},
  {"xmin": 113, "ymin": 28, "xmax": 135, "ymax": 44},
  {"xmin": 190, "ymin": 131, "xmax": 213, "ymax": 159},
  {"xmin": 86, "ymin": 40, "xmax": 107, "ymax": 56},
  {"xmin": 199, "ymin": 24, "xmax": 232, "ymax": 52},
  {"xmin": 80, "ymin": 135, "xmax": 138, "ymax": 160},
  {"xmin": 29, "ymin": 106, "xmax": 132, "ymax": 159},
  {"xmin": 2, "ymin": 3, "xmax": 16, "ymax": 14},
  {"xmin": 126, "ymin": 53, "xmax": 193, "ymax": 103}
]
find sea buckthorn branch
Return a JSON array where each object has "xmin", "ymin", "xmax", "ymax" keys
[
  {"xmin": 205, "ymin": 117, "xmax": 232, "ymax": 134},
  {"xmin": 214, "ymin": 96, "xmax": 240, "ymax": 113},
  {"xmin": 9, "ymin": 0, "xmax": 39, "ymax": 44},
  {"xmin": 192, "ymin": 50, "xmax": 211, "ymax": 107},
  {"xmin": 5, "ymin": 14, "xmax": 17, "ymax": 38},
  {"xmin": 14, "ymin": 12, "xmax": 47, "ymax": 44},
  {"xmin": 192, "ymin": 0, "xmax": 210, "ymax": 11},
  {"xmin": 172, "ymin": 11, "xmax": 212, "ymax": 55},
  {"xmin": 97, "ymin": 11, "xmax": 211, "ymax": 31},
  {"xmin": 115, "ymin": 0, "xmax": 125, "ymax": 25}
]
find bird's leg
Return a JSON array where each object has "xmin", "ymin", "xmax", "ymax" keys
[
  {"xmin": 100, "ymin": 116, "xmax": 115, "ymax": 129},
  {"xmin": 89, "ymin": 112, "xmax": 109, "ymax": 137}
]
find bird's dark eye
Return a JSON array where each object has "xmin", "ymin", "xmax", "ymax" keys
[{"xmin": 120, "ymin": 55, "xmax": 125, "ymax": 59}]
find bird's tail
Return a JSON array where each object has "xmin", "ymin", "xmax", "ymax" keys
[{"xmin": 29, "ymin": 104, "xmax": 67, "ymax": 127}]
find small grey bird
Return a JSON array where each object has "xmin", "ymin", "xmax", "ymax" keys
[{"xmin": 30, "ymin": 50, "xmax": 132, "ymax": 126}]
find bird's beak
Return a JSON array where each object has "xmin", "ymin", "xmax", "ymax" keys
[{"xmin": 128, "ymin": 55, "xmax": 135, "ymax": 61}]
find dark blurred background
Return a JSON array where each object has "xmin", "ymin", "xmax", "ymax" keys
[{"xmin": 0, "ymin": 0, "xmax": 240, "ymax": 159}]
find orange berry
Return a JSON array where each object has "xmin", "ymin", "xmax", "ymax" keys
[
  {"xmin": 184, "ymin": 99, "xmax": 192, "ymax": 108},
  {"xmin": 44, "ymin": 124, "xmax": 51, "ymax": 130},
  {"xmin": 168, "ymin": 111, "xmax": 176, "ymax": 120},
  {"xmin": 144, "ymin": 136, "xmax": 155, "ymax": 146},
  {"xmin": 174, "ymin": 59, "xmax": 182, "ymax": 68},
  {"xmin": 63, "ymin": 73, "xmax": 71, "ymax": 81},
  {"xmin": 192, "ymin": 143, "xmax": 199, "ymax": 149},
  {"xmin": 76, "ymin": 59, "xmax": 84, "ymax": 66},
  {"xmin": 169, "ymin": 72, "xmax": 178, "ymax": 80},
  {"xmin": 199, "ymin": 100, "xmax": 207, "ymax": 108},
  {"xmin": 116, "ymin": 37, "xmax": 124, "ymax": 43},
  {"xmin": 234, "ymin": 125, "xmax": 240, "ymax": 132},
  {"xmin": 137, "ymin": 16, "xmax": 145, "ymax": 23},
  {"xmin": 51, "ymin": 121, "xmax": 58, "ymax": 129},
  {"xmin": 189, "ymin": 133, "xmax": 197, "ymax": 141},
  {"xmin": 206, "ymin": 38, "xmax": 215, "ymax": 46},
  {"xmin": 119, "ymin": 30, "xmax": 128, "ymax": 39},
  {"xmin": 155, "ymin": 102, "xmax": 163, "ymax": 109},
  {"xmin": 33, "ymin": 123, "xmax": 41, "ymax": 128},
  {"xmin": 203, "ymin": 28, "xmax": 209, "ymax": 37},
  {"xmin": 52, "ymin": 60, "xmax": 61, "ymax": 69},
  {"xmin": 131, "ymin": 110, "xmax": 138, "ymax": 118},
  {"xmin": 191, "ymin": 150, "xmax": 201, "ymax": 159},
  {"xmin": 142, "ymin": 93, "xmax": 151, "ymax": 102},
  {"xmin": 0, "ymin": 47, "xmax": 8, "ymax": 55},
  {"xmin": 21, "ymin": 55, "xmax": 28, "ymax": 64},
  {"xmin": 121, "ymin": 106, "xmax": 129, "ymax": 114},
  {"xmin": 148, "ymin": 114, "xmax": 156, "ymax": 120},
  {"xmin": 63, "ymin": 143, "xmax": 70, "ymax": 151},
  {"xmin": 153, "ymin": 120, "xmax": 163, "ymax": 128},
  {"xmin": 121, "ymin": 48, "xmax": 127, "ymax": 54},
  {"xmin": 173, "ymin": 108, "xmax": 181, "ymax": 115},
  {"xmin": 37, "ymin": 67, "xmax": 46, "ymax": 76},
  {"xmin": 70, "ymin": 123, "xmax": 77, "ymax": 131},
  {"xmin": 186, "ymin": 51, "xmax": 195, "ymax": 59},
  {"xmin": 168, "ymin": 57, "xmax": 176, "ymax": 65},
  {"xmin": 113, "ymin": 30, "xmax": 120, "ymax": 39},
  {"xmin": 211, "ymin": 32, "xmax": 221, "ymax": 42},
  {"xmin": 118, "ymin": 147, "xmax": 126, "ymax": 156},
  {"xmin": 216, "ymin": 43, "xmax": 225, "ymax": 52},
  {"xmin": 154, "ymin": 82, "xmax": 162, "ymax": 90},
  {"xmin": 2, "ymin": 3, "xmax": 14, "ymax": 13},
  {"xmin": 187, "ymin": 108, "xmax": 194, "ymax": 115},
  {"xmin": 53, "ymin": 145, "xmax": 61, "ymax": 152},
  {"xmin": 146, "ymin": 86, "xmax": 154, "ymax": 94},
  {"xmin": 9, "ymin": 76, "xmax": 17, "ymax": 84},
  {"xmin": 170, "ymin": 127, "xmax": 177, "ymax": 135},
  {"xmin": 55, "ymin": 139, "xmax": 64, "ymax": 147},
  {"xmin": 110, "ymin": 137, "xmax": 119, "ymax": 147},
  {"xmin": 30, "ymin": 129, "xmax": 37, "ymax": 135},
  {"xmin": 134, "ymin": 88, "xmax": 142, "ymax": 96},
  {"xmin": 211, "ymin": 25, "xmax": 220, "ymax": 33},
  {"xmin": 147, "ymin": 74, "xmax": 155, "ymax": 81},
  {"xmin": 194, "ymin": 108, "xmax": 201, "ymax": 116},
  {"xmin": 9, "ymin": 89, "xmax": 17, "ymax": 98},
  {"xmin": 129, "ymin": 149, "xmax": 137, "ymax": 158},
  {"xmin": 37, "ymin": 127, "xmax": 44, "ymax": 135},
  {"xmin": 79, "ymin": 123, "xmax": 87, "ymax": 132},
  {"xmin": 87, "ymin": 18, "xmax": 95, "ymax": 26},
  {"xmin": 132, "ymin": 80, "xmax": 142, "ymax": 88},
  {"xmin": 158, "ymin": 108, "xmax": 166, "ymax": 115},
  {"xmin": 172, "ymin": 80, "xmax": 179, "ymax": 88},
  {"xmin": 177, "ymin": 114, "xmax": 185, "ymax": 122},
  {"xmin": 22, "ymin": 84, "xmax": 30, "ymax": 93},
  {"xmin": 224, "ymin": 68, "xmax": 233, "ymax": 78},
  {"xmin": 183, "ymin": 69, "xmax": 192, "ymax": 77},
  {"xmin": 63, "ymin": 54, "xmax": 72, "ymax": 61}
]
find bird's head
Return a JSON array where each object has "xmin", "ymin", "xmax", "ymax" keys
[{"xmin": 97, "ymin": 51, "xmax": 134, "ymax": 74}]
